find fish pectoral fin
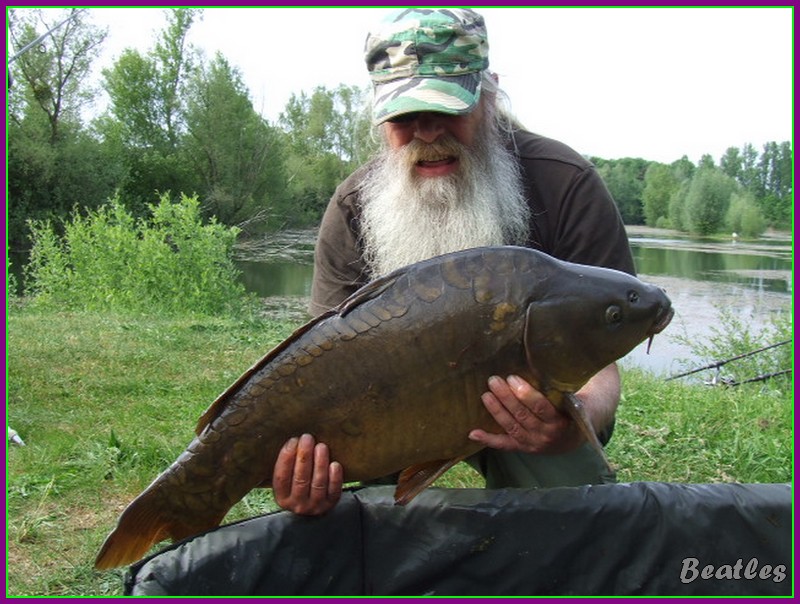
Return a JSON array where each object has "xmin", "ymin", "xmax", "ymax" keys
[
  {"xmin": 563, "ymin": 392, "xmax": 613, "ymax": 473},
  {"xmin": 394, "ymin": 457, "xmax": 465, "ymax": 506}
]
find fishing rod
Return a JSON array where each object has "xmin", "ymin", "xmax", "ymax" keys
[
  {"xmin": 726, "ymin": 369, "xmax": 792, "ymax": 387},
  {"xmin": 665, "ymin": 339, "xmax": 792, "ymax": 381},
  {"xmin": 8, "ymin": 9, "xmax": 85, "ymax": 65}
]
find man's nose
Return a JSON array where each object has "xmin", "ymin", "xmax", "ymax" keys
[{"xmin": 413, "ymin": 113, "xmax": 446, "ymax": 144}]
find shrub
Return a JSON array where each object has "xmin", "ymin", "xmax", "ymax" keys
[
  {"xmin": 673, "ymin": 307, "xmax": 791, "ymax": 388},
  {"xmin": 24, "ymin": 193, "xmax": 251, "ymax": 316},
  {"xmin": 725, "ymin": 191, "xmax": 765, "ymax": 238},
  {"xmin": 7, "ymin": 256, "xmax": 19, "ymax": 299}
]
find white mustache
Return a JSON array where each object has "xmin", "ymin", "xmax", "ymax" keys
[{"xmin": 403, "ymin": 137, "xmax": 464, "ymax": 165}]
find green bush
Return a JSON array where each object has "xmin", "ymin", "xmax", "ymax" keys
[
  {"xmin": 725, "ymin": 191, "xmax": 765, "ymax": 238},
  {"xmin": 7, "ymin": 256, "xmax": 19, "ymax": 299},
  {"xmin": 24, "ymin": 193, "xmax": 251, "ymax": 316}
]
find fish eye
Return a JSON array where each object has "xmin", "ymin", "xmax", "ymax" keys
[
  {"xmin": 628, "ymin": 290, "xmax": 639, "ymax": 304},
  {"xmin": 606, "ymin": 305, "xmax": 622, "ymax": 324}
]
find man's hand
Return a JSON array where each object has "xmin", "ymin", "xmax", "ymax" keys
[
  {"xmin": 468, "ymin": 366, "xmax": 619, "ymax": 455},
  {"xmin": 273, "ymin": 434, "xmax": 343, "ymax": 515},
  {"xmin": 468, "ymin": 375, "xmax": 582, "ymax": 454}
]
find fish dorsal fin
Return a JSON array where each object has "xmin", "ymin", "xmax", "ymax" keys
[
  {"xmin": 394, "ymin": 457, "xmax": 465, "ymax": 506},
  {"xmin": 336, "ymin": 272, "xmax": 400, "ymax": 317},
  {"xmin": 194, "ymin": 310, "xmax": 336, "ymax": 435},
  {"xmin": 563, "ymin": 392, "xmax": 612, "ymax": 473}
]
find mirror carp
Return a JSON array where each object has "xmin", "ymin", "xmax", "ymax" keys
[{"xmin": 95, "ymin": 245, "xmax": 673, "ymax": 569}]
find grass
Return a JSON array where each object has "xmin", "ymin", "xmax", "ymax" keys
[
  {"xmin": 608, "ymin": 369, "xmax": 792, "ymax": 484},
  {"xmin": 6, "ymin": 306, "xmax": 297, "ymax": 596},
  {"xmin": 5, "ymin": 304, "xmax": 792, "ymax": 596}
]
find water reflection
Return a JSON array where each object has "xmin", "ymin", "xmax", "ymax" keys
[
  {"xmin": 237, "ymin": 260, "xmax": 312, "ymax": 298},
  {"xmin": 630, "ymin": 245, "xmax": 792, "ymax": 294}
]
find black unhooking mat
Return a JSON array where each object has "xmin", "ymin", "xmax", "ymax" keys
[{"xmin": 124, "ymin": 482, "xmax": 791, "ymax": 596}]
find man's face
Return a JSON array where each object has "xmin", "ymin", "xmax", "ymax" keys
[
  {"xmin": 359, "ymin": 98, "xmax": 530, "ymax": 279},
  {"xmin": 381, "ymin": 104, "xmax": 485, "ymax": 179}
]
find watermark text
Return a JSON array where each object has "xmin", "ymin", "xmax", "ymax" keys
[{"xmin": 680, "ymin": 558, "xmax": 786, "ymax": 584}]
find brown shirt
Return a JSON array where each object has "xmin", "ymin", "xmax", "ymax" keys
[{"xmin": 310, "ymin": 128, "xmax": 635, "ymax": 316}]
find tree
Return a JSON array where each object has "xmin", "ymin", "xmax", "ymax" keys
[
  {"xmin": 719, "ymin": 146, "xmax": 742, "ymax": 181},
  {"xmin": 670, "ymin": 155, "xmax": 696, "ymax": 183},
  {"xmin": 698, "ymin": 154, "xmax": 715, "ymax": 170},
  {"xmin": 183, "ymin": 53, "xmax": 287, "ymax": 229},
  {"xmin": 277, "ymin": 84, "xmax": 372, "ymax": 225},
  {"xmin": 642, "ymin": 163, "xmax": 679, "ymax": 227},
  {"xmin": 102, "ymin": 49, "xmax": 168, "ymax": 149},
  {"xmin": 683, "ymin": 168, "xmax": 737, "ymax": 235},
  {"xmin": 7, "ymin": 8, "xmax": 114, "ymax": 248},
  {"xmin": 667, "ymin": 180, "xmax": 690, "ymax": 231},
  {"xmin": 99, "ymin": 8, "xmax": 201, "ymax": 212},
  {"xmin": 757, "ymin": 141, "xmax": 792, "ymax": 228},
  {"xmin": 8, "ymin": 8, "xmax": 106, "ymax": 142},
  {"xmin": 102, "ymin": 8, "xmax": 199, "ymax": 153},
  {"xmin": 593, "ymin": 157, "xmax": 647, "ymax": 224},
  {"xmin": 326, "ymin": 84, "xmax": 375, "ymax": 167},
  {"xmin": 152, "ymin": 8, "xmax": 199, "ymax": 150},
  {"xmin": 739, "ymin": 143, "xmax": 761, "ymax": 197},
  {"xmin": 726, "ymin": 191, "xmax": 765, "ymax": 238}
]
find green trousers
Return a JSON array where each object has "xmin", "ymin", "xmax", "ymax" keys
[
  {"xmin": 467, "ymin": 442, "xmax": 617, "ymax": 489},
  {"xmin": 364, "ymin": 443, "xmax": 615, "ymax": 489}
]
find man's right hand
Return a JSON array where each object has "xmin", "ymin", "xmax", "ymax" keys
[{"xmin": 272, "ymin": 434, "xmax": 343, "ymax": 515}]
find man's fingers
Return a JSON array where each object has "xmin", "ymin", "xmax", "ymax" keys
[
  {"xmin": 482, "ymin": 380, "xmax": 532, "ymax": 439},
  {"xmin": 272, "ymin": 436, "xmax": 299, "ymax": 500},
  {"xmin": 310, "ymin": 441, "xmax": 331, "ymax": 492},
  {"xmin": 273, "ymin": 435, "xmax": 344, "ymax": 515},
  {"xmin": 468, "ymin": 428, "xmax": 516, "ymax": 451},
  {"xmin": 311, "ymin": 444, "xmax": 343, "ymax": 507},
  {"xmin": 327, "ymin": 461, "xmax": 344, "ymax": 503},
  {"xmin": 291, "ymin": 433, "xmax": 316, "ymax": 494}
]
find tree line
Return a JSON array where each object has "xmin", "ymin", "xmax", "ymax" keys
[
  {"xmin": 7, "ymin": 8, "xmax": 792, "ymax": 255},
  {"xmin": 592, "ymin": 143, "xmax": 791, "ymax": 237}
]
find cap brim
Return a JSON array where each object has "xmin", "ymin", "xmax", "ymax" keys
[{"xmin": 372, "ymin": 72, "xmax": 482, "ymax": 125}]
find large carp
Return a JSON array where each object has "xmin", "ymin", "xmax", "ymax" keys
[{"xmin": 95, "ymin": 246, "xmax": 673, "ymax": 569}]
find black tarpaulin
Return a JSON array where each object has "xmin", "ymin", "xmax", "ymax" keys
[{"xmin": 125, "ymin": 482, "xmax": 791, "ymax": 596}]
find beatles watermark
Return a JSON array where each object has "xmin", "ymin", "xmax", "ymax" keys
[{"xmin": 680, "ymin": 558, "xmax": 787, "ymax": 584}]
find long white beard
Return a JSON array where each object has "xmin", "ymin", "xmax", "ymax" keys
[{"xmin": 359, "ymin": 121, "xmax": 529, "ymax": 279}]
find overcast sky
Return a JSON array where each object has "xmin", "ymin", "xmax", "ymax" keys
[{"xmin": 29, "ymin": 6, "xmax": 794, "ymax": 164}]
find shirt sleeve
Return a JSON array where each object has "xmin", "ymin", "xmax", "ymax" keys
[
  {"xmin": 549, "ymin": 166, "xmax": 636, "ymax": 276},
  {"xmin": 309, "ymin": 188, "xmax": 368, "ymax": 317},
  {"xmin": 512, "ymin": 130, "xmax": 635, "ymax": 277}
]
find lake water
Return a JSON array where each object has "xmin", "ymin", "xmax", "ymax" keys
[{"xmin": 234, "ymin": 227, "xmax": 793, "ymax": 378}]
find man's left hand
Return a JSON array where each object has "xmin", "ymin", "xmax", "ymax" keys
[{"xmin": 468, "ymin": 375, "xmax": 584, "ymax": 454}]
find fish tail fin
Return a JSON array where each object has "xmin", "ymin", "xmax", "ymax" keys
[
  {"xmin": 564, "ymin": 392, "xmax": 613, "ymax": 473},
  {"xmin": 95, "ymin": 484, "xmax": 224, "ymax": 570},
  {"xmin": 94, "ymin": 487, "xmax": 171, "ymax": 570}
]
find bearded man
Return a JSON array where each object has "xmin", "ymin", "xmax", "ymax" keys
[{"xmin": 272, "ymin": 8, "xmax": 635, "ymax": 515}]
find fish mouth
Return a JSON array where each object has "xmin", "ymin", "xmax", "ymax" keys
[
  {"xmin": 651, "ymin": 305, "xmax": 674, "ymax": 336},
  {"xmin": 645, "ymin": 305, "xmax": 674, "ymax": 354}
]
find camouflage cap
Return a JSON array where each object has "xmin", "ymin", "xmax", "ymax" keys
[{"xmin": 365, "ymin": 8, "xmax": 489, "ymax": 125}]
